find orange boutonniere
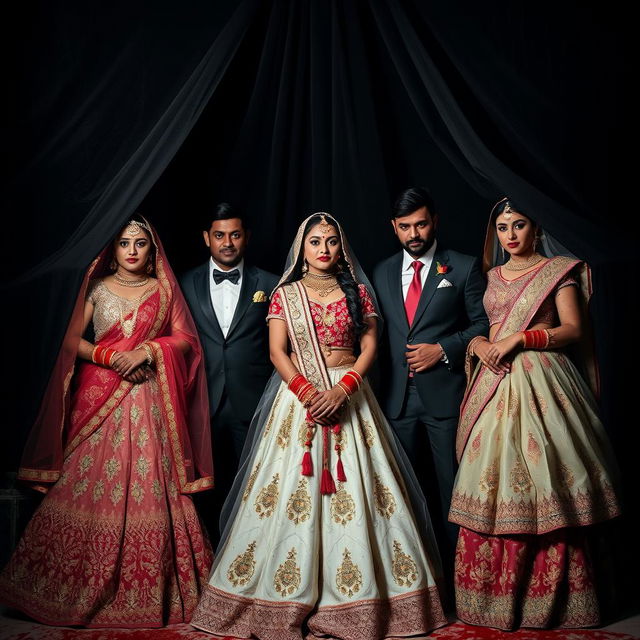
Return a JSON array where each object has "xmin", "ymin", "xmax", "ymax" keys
[{"xmin": 436, "ymin": 261, "xmax": 449, "ymax": 275}]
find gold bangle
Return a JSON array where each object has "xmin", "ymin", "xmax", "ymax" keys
[
  {"xmin": 91, "ymin": 346, "xmax": 98, "ymax": 364},
  {"xmin": 139, "ymin": 343, "xmax": 154, "ymax": 365},
  {"xmin": 335, "ymin": 383, "xmax": 351, "ymax": 402}
]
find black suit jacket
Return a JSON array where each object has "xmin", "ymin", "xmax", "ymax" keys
[
  {"xmin": 372, "ymin": 245, "xmax": 489, "ymax": 419},
  {"xmin": 180, "ymin": 262, "xmax": 279, "ymax": 423}
]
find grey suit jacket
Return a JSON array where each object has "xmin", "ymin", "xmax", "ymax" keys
[
  {"xmin": 180, "ymin": 262, "xmax": 279, "ymax": 423},
  {"xmin": 372, "ymin": 246, "xmax": 489, "ymax": 419}
]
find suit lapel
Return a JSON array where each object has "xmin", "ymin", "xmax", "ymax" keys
[
  {"xmin": 410, "ymin": 246, "xmax": 449, "ymax": 329},
  {"xmin": 226, "ymin": 265, "xmax": 258, "ymax": 339},
  {"xmin": 387, "ymin": 252, "xmax": 409, "ymax": 332},
  {"xmin": 195, "ymin": 263, "xmax": 224, "ymax": 342}
]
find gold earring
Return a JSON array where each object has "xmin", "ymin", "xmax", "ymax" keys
[
  {"xmin": 146, "ymin": 261, "xmax": 153, "ymax": 274},
  {"xmin": 110, "ymin": 258, "xmax": 117, "ymax": 271},
  {"xmin": 302, "ymin": 259, "xmax": 308, "ymax": 274}
]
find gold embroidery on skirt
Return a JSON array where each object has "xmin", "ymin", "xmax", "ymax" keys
[
  {"xmin": 227, "ymin": 541, "xmax": 257, "ymax": 587},
  {"xmin": 495, "ymin": 396, "xmax": 505, "ymax": 420},
  {"xmin": 72, "ymin": 478, "xmax": 89, "ymax": 499},
  {"xmin": 522, "ymin": 353, "xmax": 534, "ymax": 372},
  {"xmin": 558, "ymin": 463, "xmax": 575, "ymax": 491},
  {"xmin": 264, "ymin": 391, "xmax": 282, "ymax": 439},
  {"xmin": 135, "ymin": 455, "xmax": 150, "ymax": 479},
  {"xmin": 467, "ymin": 431, "xmax": 482, "ymax": 464},
  {"xmin": 110, "ymin": 482, "xmax": 124, "ymax": 505},
  {"xmin": 330, "ymin": 484, "xmax": 356, "ymax": 525},
  {"xmin": 527, "ymin": 433, "xmax": 542, "ymax": 465},
  {"xmin": 88, "ymin": 428, "xmax": 104, "ymax": 447},
  {"xmin": 286, "ymin": 478, "xmax": 312, "ymax": 524},
  {"xmin": 507, "ymin": 389, "xmax": 519, "ymax": 418},
  {"xmin": 336, "ymin": 549, "xmax": 362, "ymax": 597},
  {"xmin": 136, "ymin": 425, "xmax": 149, "ymax": 449},
  {"xmin": 552, "ymin": 383, "xmax": 570, "ymax": 411},
  {"xmin": 277, "ymin": 404, "xmax": 294, "ymax": 449},
  {"xmin": 78, "ymin": 454, "xmax": 94, "ymax": 475},
  {"xmin": 392, "ymin": 540, "xmax": 419, "ymax": 588},
  {"xmin": 373, "ymin": 473, "xmax": 396, "ymax": 519},
  {"xmin": 151, "ymin": 478, "xmax": 162, "ymax": 501},
  {"xmin": 242, "ymin": 462, "xmax": 261, "ymax": 502},
  {"xmin": 104, "ymin": 458, "xmax": 120, "ymax": 481},
  {"xmin": 130, "ymin": 405, "xmax": 142, "ymax": 425},
  {"xmin": 131, "ymin": 480, "xmax": 144, "ymax": 505},
  {"xmin": 255, "ymin": 473, "xmax": 280, "ymax": 518},
  {"xmin": 274, "ymin": 548, "xmax": 301, "ymax": 596},
  {"xmin": 92, "ymin": 479, "xmax": 105, "ymax": 503},
  {"xmin": 479, "ymin": 460, "xmax": 499, "ymax": 493},
  {"xmin": 510, "ymin": 459, "xmax": 532, "ymax": 494},
  {"xmin": 355, "ymin": 404, "xmax": 375, "ymax": 449},
  {"xmin": 111, "ymin": 425, "xmax": 125, "ymax": 450},
  {"xmin": 113, "ymin": 406, "xmax": 123, "ymax": 426}
]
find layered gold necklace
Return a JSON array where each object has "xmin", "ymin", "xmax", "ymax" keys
[
  {"xmin": 302, "ymin": 271, "xmax": 340, "ymax": 297},
  {"xmin": 503, "ymin": 253, "xmax": 544, "ymax": 271},
  {"xmin": 113, "ymin": 271, "xmax": 149, "ymax": 287}
]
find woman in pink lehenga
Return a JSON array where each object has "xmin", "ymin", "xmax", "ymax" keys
[
  {"xmin": 449, "ymin": 198, "xmax": 621, "ymax": 630},
  {"xmin": 0, "ymin": 216, "xmax": 214, "ymax": 628}
]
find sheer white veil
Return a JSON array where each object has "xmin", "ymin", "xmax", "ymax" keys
[{"xmin": 214, "ymin": 213, "xmax": 442, "ymax": 579}]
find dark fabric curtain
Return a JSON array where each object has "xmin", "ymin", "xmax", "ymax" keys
[{"xmin": 2, "ymin": 0, "xmax": 634, "ymax": 607}]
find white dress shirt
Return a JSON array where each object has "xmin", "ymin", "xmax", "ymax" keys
[
  {"xmin": 401, "ymin": 239, "xmax": 438, "ymax": 300},
  {"xmin": 209, "ymin": 258, "xmax": 244, "ymax": 338}
]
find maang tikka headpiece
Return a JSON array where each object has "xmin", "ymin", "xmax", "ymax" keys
[
  {"xmin": 502, "ymin": 203, "xmax": 514, "ymax": 220},
  {"xmin": 318, "ymin": 214, "xmax": 333, "ymax": 235},
  {"xmin": 124, "ymin": 219, "xmax": 150, "ymax": 236}
]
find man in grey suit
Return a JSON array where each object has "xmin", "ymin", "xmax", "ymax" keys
[
  {"xmin": 372, "ymin": 187, "xmax": 488, "ymax": 581},
  {"xmin": 181, "ymin": 203, "xmax": 278, "ymax": 542}
]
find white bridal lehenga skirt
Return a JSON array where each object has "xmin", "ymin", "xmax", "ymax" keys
[{"xmin": 191, "ymin": 368, "xmax": 446, "ymax": 640}]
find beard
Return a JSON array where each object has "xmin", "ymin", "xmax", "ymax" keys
[{"xmin": 402, "ymin": 236, "xmax": 434, "ymax": 257}]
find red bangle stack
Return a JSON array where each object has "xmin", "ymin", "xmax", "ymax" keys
[
  {"xmin": 336, "ymin": 370, "xmax": 363, "ymax": 398},
  {"xmin": 522, "ymin": 329, "xmax": 550, "ymax": 350},
  {"xmin": 92, "ymin": 345, "xmax": 117, "ymax": 367},
  {"xmin": 288, "ymin": 373, "xmax": 318, "ymax": 408}
]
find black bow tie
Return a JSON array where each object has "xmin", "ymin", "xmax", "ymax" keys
[{"xmin": 212, "ymin": 268, "xmax": 240, "ymax": 285}]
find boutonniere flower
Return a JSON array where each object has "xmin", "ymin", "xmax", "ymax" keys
[
  {"xmin": 252, "ymin": 290, "xmax": 268, "ymax": 303},
  {"xmin": 436, "ymin": 261, "xmax": 450, "ymax": 275}
]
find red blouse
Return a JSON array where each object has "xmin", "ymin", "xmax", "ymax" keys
[
  {"xmin": 268, "ymin": 284, "xmax": 377, "ymax": 349},
  {"xmin": 484, "ymin": 265, "xmax": 577, "ymax": 327}
]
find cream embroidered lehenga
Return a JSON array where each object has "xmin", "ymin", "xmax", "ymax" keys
[
  {"xmin": 449, "ymin": 203, "xmax": 621, "ymax": 630},
  {"xmin": 191, "ymin": 214, "xmax": 446, "ymax": 640}
]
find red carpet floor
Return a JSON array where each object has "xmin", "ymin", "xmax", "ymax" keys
[{"xmin": 0, "ymin": 617, "xmax": 637, "ymax": 640}]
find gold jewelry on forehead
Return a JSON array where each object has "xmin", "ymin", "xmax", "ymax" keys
[
  {"xmin": 124, "ymin": 219, "xmax": 150, "ymax": 236},
  {"xmin": 502, "ymin": 203, "xmax": 514, "ymax": 220},
  {"xmin": 318, "ymin": 215, "xmax": 333, "ymax": 235}
]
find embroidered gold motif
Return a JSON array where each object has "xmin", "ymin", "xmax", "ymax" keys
[
  {"xmin": 510, "ymin": 459, "xmax": 532, "ymax": 494},
  {"xmin": 558, "ymin": 462, "xmax": 575, "ymax": 492},
  {"xmin": 162, "ymin": 454, "xmax": 171, "ymax": 473},
  {"xmin": 255, "ymin": 473, "xmax": 280, "ymax": 519},
  {"xmin": 479, "ymin": 460, "xmax": 499, "ymax": 493},
  {"xmin": 104, "ymin": 458, "xmax": 120, "ymax": 482},
  {"xmin": 78, "ymin": 454, "xmax": 94, "ymax": 475},
  {"xmin": 330, "ymin": 484, "xmax": 356, "ymax": 525},
  {"xmin": 507, "ymin": 389, "xmax": 519, "ymax": 418},
  {"xmin": 227, "ymin": 541, "xmax": 257, "ymax": 587},
  {"xmin": 527, "ymin": 433, "xmax": 542, "ymax": 465},
  {"xmin": 274, "ymin": 548, "xmax": 301, "ymax": 596},
  {"xmin": 59, "ymin": 471, "xmax": 69, "ymax": 486},
  {"xmin": 151, "ymin": 479, "xmax": 162, "ymax": 501},
  {"xmin": 168, "ymin": 480, "xmax": 178, "ymax": 499},
  {"xmin": 373, "ymin": 473, "xmax": 396, "ymax": 519},
  {"xmin": 131, "ymin": 481, "xmax": 144, "ymax": 505},
  {"xmin": 467, "ymin": 431, "xmax": 482, "ymax": 464},
  {"xmin": 276, "ymin": 404, "xmax": 294, "ymax": 449},
  {"xmin": 522, "ymin": 353, "xmax": 534, "ymax": 372},
  {"xmin": 286, "ymin": 478, "xmax": 312, "ymax": 524},
  {"xmin": 495, "ymin": 396, "xmax": 505, "ymax": 420},
  {"xmin": 242, "ymin": 462, "xmax": 261, "ymax": 502},
  {"xmin": 92, "ymin": 479, "xmax": 105, "ymax": 503},
  {"xmin": 135, "ymin": 455, "xmax": 150, "ymax": 479},
  {"xmin": 72, "ymin": 478, "xmax": 89, "ymax": 499},
  {"xmin": 88, "ymin": 428, "xmax": 105, "ymax": 448},
  {"xmin": 111, "ymin": 426, "xmax": 124, "ymax": 450},
  {"xmin": 263, "ymin": 392, "xmax": 282, "ymax": 439},
  {"xmin": 551, "ymin": 383, "xmax": 570, "ymax": 411},
  {"xmin": 150, "ymin": 404, "xmax": 161, "ymax": 423},
  {"xmin": 392, "ymin": 540, "xmax": 419, "ymax": 588},
  {"xmin": 336, "ymin": 549, "xmax": 362, "ymax": 597},
  {"xmin": 111, "ymin": 482, "xmax": 124, "ymax": 505},
  {"xmin": 136, "ymin": 426, "xmax": 149, "ymax": 449},
  {"xmin": 355, "ymin": 404, "xmax": 374, "ymax": 448},
  {"xmin": 130, "ymin": 405, "xmax": 142, "ymax": 425}
]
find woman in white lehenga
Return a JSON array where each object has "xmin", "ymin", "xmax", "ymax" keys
[{"xmin": 191, "ymin": 213, "xmax": 446, "ymax": 639}]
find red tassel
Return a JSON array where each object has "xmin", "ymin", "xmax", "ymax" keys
[
  {"xmin": 321, "ymin": 468, "xmax": 336, "ymax": 494},
  {"xmin": 301, "ymin": 451, "xmax": 313, "ymax": 476},
  {"xmin": 336, "ymin": 458, "xmax": 347, "ymax": 482}
]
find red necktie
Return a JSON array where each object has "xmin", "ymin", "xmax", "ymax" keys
[{"xmin": 404, "ymin": 261, "xmax": 423, "ymax": 326}]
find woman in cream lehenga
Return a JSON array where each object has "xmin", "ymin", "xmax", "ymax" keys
[
  {"xmin": 191, "ymin": 213, "xmax": 446, "ymax": 639},
  {"xmin": 449, "ymin": 198, "xmax": 621, "ymax": 630},
  {"xmin": 0, "ymin": 216, "xmax": 213, "ymax": 627}
]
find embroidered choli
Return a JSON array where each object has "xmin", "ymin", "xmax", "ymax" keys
[
  {"xmin": 87, "ymin": 279, "xmax": 158, "ymax": 340},
  {"xmin": 268, "ymin": 283, "xmax": 377, "ymax": 349},
  {"xmin": 484, "ymin": 265, "xmax": 577, "ymax": 328}
]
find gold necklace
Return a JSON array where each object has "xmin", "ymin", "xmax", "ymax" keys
[
  {"xmin": 302, "ymin": 271, "xmax": 341, "ymax": 298},
  {"xmin": 113, "ymin": 272, "xmax": 149, "ymax": 287},
  {"xmin": 503, "ymin": 253, "xmax": 544, "ymax": 271}
]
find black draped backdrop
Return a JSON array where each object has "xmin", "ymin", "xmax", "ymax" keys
[{"xmin": 1, "ymin": 0, "xmax": 635, "ymax": 612}]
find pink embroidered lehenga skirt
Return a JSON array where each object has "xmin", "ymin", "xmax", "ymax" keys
[
  {"xmin": 0, "ymin": 375, "xmax": 212, "ymax": 628},
  {"xmin": 191, "ymin": 370, "xmax": 446, "ymax": 640},
  {"xmin": 449, "ymin": 350, "xmax": 620, "ymax": 630}
]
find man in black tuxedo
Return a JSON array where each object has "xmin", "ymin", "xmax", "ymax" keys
[
  {"xmin": 372, "ymin": 187, "xmax": 488, "ymax": 577},
  {"xmin": 181, "ymin": 203, "xmax": 278, "ymax": 542}
]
